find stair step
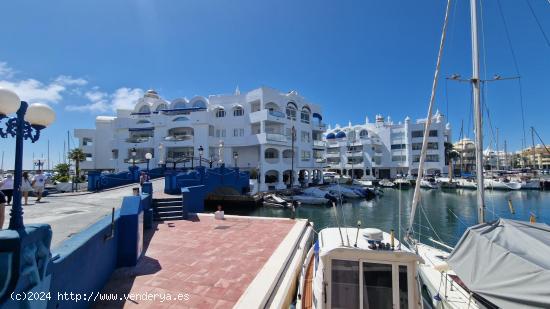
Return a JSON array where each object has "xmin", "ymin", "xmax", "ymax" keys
[
  {"xmin": 153, "ymin": 198, "xmax": 181, "ymax": 203},
  {"xmin": 153, "ymin": 205, "xmax": 182, "ymax": 212},
  {"xmin": 155, "ymin": 210, "xmax": 183, "ymax": 216},
  {"xmin": 153, "ymin": 216, "xmax": 183, "ymax": 221},
  {"xmin": 153, "ymin": 202, "xmax": 181, "ymax": 206}
]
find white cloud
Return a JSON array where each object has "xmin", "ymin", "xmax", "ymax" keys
[
  {"xmin": 0, "ymin": 61, "xmax": 89, "ymax": 104},
  {"xmin": 55, "ymin": 75, "xmax": 88, "ymax": 86},
  {"xmin": 0, "ymin": 78, "xmax": 65, "ymax": 103},
  {"xmin": 66, "ymin": 87, "xmax": 144, "ymax": 113},
  {"xmin": 0, "ymin": 62, "xmax": 15, "ymax": 78}
]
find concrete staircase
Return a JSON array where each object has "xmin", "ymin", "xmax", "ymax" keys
[{"xmin": 152, "ymin": 197, "xmax": 184, "ymax": 221}]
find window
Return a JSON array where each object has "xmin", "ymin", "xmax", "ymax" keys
[
  {"xmin": 82, "ymin": 138, "xmax": 93, "ymax": 146},
  {"xmin": 301, "ymin": 151, "xmax": 311, "ymax": 161},
  {"xmin": 286, "ymin": 103, "xmax": 297, "ymax": 121},
  {"xmin": 412, "ymin": 143, "xmax": 422, "ymax": 150},
  {"xmin": 426, "ymin": 154, "xmax": 439, "ymax": 162},
  {"xmin": 233, "ymin": 128, "xmax": 244, "ymax": 137},
  {"xmin": 85, "ymin": 153, "xmax": 93, "ymax": 161},
  {"xmin": 111, "ymin": 150, "xmax": 118, "ymax": 159},
  {"xmin": 391, "ymin": 131, "xmax": 405, "ymax": 139},
  {"xmin": 363, "ymin": 262, "xmax": 393, "ymax": 309},
  {"xmin": 265, "ymin": 149, "xmax": 277, "ymax": 159},
  {"xmin": 412, "ymin": 130, "xmax": 423, "ymax": 138},
  {"xmin": 221, "ymin": 129, "xmax": 226, "ymax": 137},
  {"xmin": 392, "ymin": 155, "xmax": 406, "ymax": 162},
  {"xmin": 138, "ymin": 105, "xmax": 151, "ymax": 113},
  {"xmin": 215, "ymin": 109, "xmax": 226, "ymax": 118},
  {"xmin": 209, "ymin": 125, "xmax": 215, "ymax": 137},
  {"xmin": 360, "ymin": 130, "xmax": 369, "ymax": 138},
  {"xmin": 429, "ymin": 130, "xmax": 438, "ymax": 137},
  {"xmin": 428, "ymin": 142, "xmax": 438, "ymax": 150},
  {"xmin": 301, "ymin": 107, "xmax": 310, "ymax": 124},
  {"xmin": 332, "ymin": 260, "xmax": 359, "ymax": 308},
  {"xmin": 391, "ymin": 144, "xmax": 406, "ymax": 150},
  {"xmin": 215, "ymin": 129, "xmax": 225, "ymax": 137},
  {"xmin": 301, "ymin": 131, "xmax": 310, "ymax": 143},
  {"xmin": 233, "ymin": 107, "xmax": 244, "ymax": 116},
  {"xmin": 399, "ymin": 266, "xmax": 409, "ymax": 309}
]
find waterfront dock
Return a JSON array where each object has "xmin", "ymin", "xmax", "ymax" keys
[
  {"xmin": 1, "ymin": 178, "xmax": 164, "ymax": 247},
  {"xmin": 95, "ymin": 214, "xmax": 312, "ymax": 308}
]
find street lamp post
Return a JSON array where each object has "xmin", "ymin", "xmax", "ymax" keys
[
  {"xmin": 233, "ymin": 152, "xmax": 238, "ymax": 168},
  {"xmin": 198, "ymin": 145, "xmax": 204, "ymax": 168},
  {"xmin": 130, "ymin": 147, "xmax": 137, "ymax": 167},
  {"xmin": 145, "ymin": 152, "xmax": 152, "ymax": 173},
  {"xmin": 0, "ymin": 88, "xmax": 55, "ymax": 230}
]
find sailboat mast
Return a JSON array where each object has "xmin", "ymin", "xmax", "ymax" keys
[{"xmin": 470, "ymin": 0, "xmax": 485, "ymax": 224}]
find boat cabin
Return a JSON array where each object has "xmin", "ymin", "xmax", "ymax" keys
[{"xmin": 305, "ymin": 227, "xmax": 422, "ymax": 309}]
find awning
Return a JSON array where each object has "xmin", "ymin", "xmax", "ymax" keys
[
  {"xmin": 128, "ymin": 127, "xmax": 154, "ymax": 131},
  {"xmin": 448, "ymin": 219, "xmax": 550, "ymax": 308},
  {"xmin": 312, "ymin": 112, "xmax": 322, "ymax": 120}
]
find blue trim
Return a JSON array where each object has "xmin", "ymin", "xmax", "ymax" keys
[
  {"xmin": 313, "ymin": 112, "xmax": 322, "ymax": 120},
  {"xmin": 130, "ymin": 112, "xmax": 151, "ymax": 115},
  {"xmin": 160, "ymin": 107, "xmax": 207, "ymax": 113},
  {"xmin": 128, "ymin": 127, "xmax": 154, "ymax": 131}
]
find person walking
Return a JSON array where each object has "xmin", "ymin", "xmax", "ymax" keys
[
  {"xmin": 0, "ymin": 190, "xmax": 5, "ymax": 229},
  {"xmin": 32, "ymin": 170, "xmax": 47, "ymax": 203},
  {"xmin": 21, "ymin": 171, "xmax": 33, "ymax": 205},
  {"xmin": 0, "ymin": 174, "xmax": 14, "ymax": 205}
]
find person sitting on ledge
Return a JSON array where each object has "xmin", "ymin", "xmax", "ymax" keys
[{"xmin": 214, "ymin": 205, "xmax": 224, "ymax": 220}]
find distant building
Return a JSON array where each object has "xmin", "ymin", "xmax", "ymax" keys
[
  {"xmin": 518, "ymin": 145, "xmax": 550, "ymax": 169},
  {"xmin": 453, "ymin": 138, "xmax": 476, "ymax": 173},
  {"xmin": 483, "ymin": 148, "xmax": 512, "ymax": 170},
  {"xmin": 75, "ymin": 86, "xmax": 326, "ymax": 191},
  {"xmin": 323, "ymin": 111, "xmax": 451, "ymax": 179}
]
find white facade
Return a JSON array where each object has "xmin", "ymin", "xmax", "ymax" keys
[
  {"xmin": 74, "ymin": 86, "xmax": 326, "ymax": 191},
  {"xmin": 324, "ymin": 112, "xmax": 451, "ymax": 179}
]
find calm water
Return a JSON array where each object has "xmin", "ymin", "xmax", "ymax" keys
[{"xmin": 243, "ymin": 188, "xmax": 550, "ymax": 247}]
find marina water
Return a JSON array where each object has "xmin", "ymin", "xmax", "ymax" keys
[{"xmin": 244, "ymin": 189, "xmax": 550, "ymax": 247}]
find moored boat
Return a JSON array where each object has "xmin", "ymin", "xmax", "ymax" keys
[
  {"xmin": 394, "ymin": 178, "xmax": 411, "ymax": 189},
  {"xmin": 483, "ymin": 178, "xmax": 521, "ymax": 190},
  {"xmin": 379, "ymin": 179, "xmax": 395, "ymax": 188},
  {"xmin": 292, "ymin": 195, "xmax": 329, "ymax": 205},
  {"xmin": 296, "ymin": 227, "xmax": 423, "ymax": 309},
  {"xmin": 420, "ymin": 177, "xmax": 440, "ymax": 189}
]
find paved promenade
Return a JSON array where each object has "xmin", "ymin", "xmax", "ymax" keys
[{"xmin": 2, "ymin": 178, "xmax": 165, "ymax": 248}]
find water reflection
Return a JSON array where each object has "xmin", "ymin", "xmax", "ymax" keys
[{"xmin": 245, "ymin": 189, "xmax": 550, "ymax": 247}]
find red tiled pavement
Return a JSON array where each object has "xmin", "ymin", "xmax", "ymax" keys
[{"xmin": 94, "ymin": 215, "xmax": 296, "ymax": 309}]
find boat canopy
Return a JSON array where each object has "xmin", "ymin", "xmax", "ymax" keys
[{"xmin": 448, "ymin": 219, "xmax": 550, "ymax": 308}]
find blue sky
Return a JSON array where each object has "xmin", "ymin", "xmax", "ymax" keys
[{"xmin": 0, "ymin": 0, "xmax": 548, "ymax": 169}]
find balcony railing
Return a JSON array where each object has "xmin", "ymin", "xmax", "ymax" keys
[
  {"xmin": 164, "ymin": 135, "xmax": 193, "ymax": 141},
  {"xmin": 347, "ymin": 151, "xmax": 363, "ymax": 157},
  {"xmin": 313, "ymin": 140, "xmax": 326, "ymax": 147},
  {"xmin": 125, "ymin": 136, "xmax": 152, "ymax": 143},
  {"xmin": 266, "ymin": 133, "xmax": 287, "ymax": 142}
]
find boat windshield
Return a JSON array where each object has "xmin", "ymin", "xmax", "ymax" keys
[{"xmin": 363, "ymin": 262, "xmax": 393, "ymax": 308}]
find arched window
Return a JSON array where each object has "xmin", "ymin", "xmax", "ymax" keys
[
  {"xmin": 155, "ymin": 104, "xmax": 167, "ymax": 112},
  {"xmin": 193, "ymin": 100, "xmax": 207, "ymax": 109},
  {"xmin": 301, "ymin": 106, "xmax": 310, "ymax": 124},
  {"xmin": 360, "ymin": 130, "xmax": 369, "ymax": 138},
  {"xmin": 286, "ymin": 102, "xmax": 297, "ymax": 121},
  {"xmin": 173, "ymin": 116, "xmax": 190, "ymax": 122},
  {"xmin": 138, "ymin": 105, "xmax": 151, "ymax": 113},
  {"xmin": 233, "ymin": 106, "xmax": 244, "ymax": 116},
  {"xmin": 215, "ymin": 108, "xmax": 226, "ymax": 118},
  {"xmin": 136, "ymin": 119, "xmax": 151, "ymax": 124}
]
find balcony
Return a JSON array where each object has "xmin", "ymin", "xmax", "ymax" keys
[
  {"xmin": 164, "ymin": 134, "xmax": 193, "ymax": 142},
  {"xmin": 326, "ymin": 152, "xmax": 340, "ymax": 158},
  {"xmin": 265, "ymin": 133, "xmax": 288, "ymax": 142},
  {"xmin": 313, "ymin": 140, "xmax": 326, "ymax": 148},
  {"xmin": 249, "ymin": 110, "xmax": 287, "ymax": 123},
  {"xmin": 125, "ymin": 136, "xmax": 152, "ymax": 143},
  {"xmin": 347, "ymin": 151, "xmax": 363, "ymax": 157}
]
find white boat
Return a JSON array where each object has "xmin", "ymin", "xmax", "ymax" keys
[
  {"xmin": 296, "ymin": 227, "xmax": 423, "ymax": 309},
  {"xmin": 326, "ymin": 185, "xmax": 362, "ymax": 198},
  {"xmin": 518, "ymin": 179, "xmax": 541, "ymax": 190},
  {"xmin": 483, "ymin": 178, "xmax": 521, "ymax": 190},
  {"xmin": 353, "ymin": 179, "xmax": 374, "ymax": 187},
  {"xmin": 416, "ymin": 243, "xmax": 483, "ymax": 309},
  {"xmin": 292, "ymin": 195, "xmax": 329, "ymax": 205},
  {"xmin": 379, "ymin": 179, "xmax": 395, "ymax": 188},
  {"xmin": 456, "ymin": 178, "xmax": 477, "ymax": 189},
  {"xmin": 323, "ymin": 172, "xmax": 351, "ymax": 184},
  {"xmin": 394, "ymin": 178, "xmax": 411, "ymax": 189},
  {"xmin": 420, "ymin": 177, "xmax": 440, "ymax": 189},
  {"xmin": 436, "ymin": 177, "xmax": 458, "ymax": 189}
]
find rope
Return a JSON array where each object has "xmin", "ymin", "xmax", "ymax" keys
[
  {"xmin": 496, "ymin": 0, "xmax": 528, "ymax": 149},
  {"xmin": 408, "ymin": 0, "xmax": 453, "ymax": 237},
  {"xmin": 526, "ymin": 0, "xmax": 550, "ymax": 49}
]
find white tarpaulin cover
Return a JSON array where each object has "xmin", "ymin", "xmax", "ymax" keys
[{"xmin": 448, "ymin": 219, "xmax": 550, "ymax": 308}]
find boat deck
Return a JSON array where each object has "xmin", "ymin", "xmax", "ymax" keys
[{"xmin": 94, "ymin": 214, "xmax": 310, "ymax": 308}]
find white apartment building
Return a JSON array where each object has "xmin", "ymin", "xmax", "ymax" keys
[
  {"xmin": 75, "ymin": 86, "xmax": 326, "ymax": 191},
  {"xmin": 324, "ymin": 112, "xmax": 451, "ymax": 179}
]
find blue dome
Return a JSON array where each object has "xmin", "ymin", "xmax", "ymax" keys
[
  {"xmin": 336, "ymin": 131, "xmax": 347, "ymax": 138},
  {"xmin": 326, "ymin": 132, "xmax": 336, "ymax": 139}
]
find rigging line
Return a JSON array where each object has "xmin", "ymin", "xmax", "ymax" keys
[
  {"xmin": 481, "ymin": 82, "xmax": 497, "ymax": 148},
  {"xmin": 526, "ymin": 0, "xmax": 550, "ymax": 49},
  {"xmin": 418, "ymin": 201, "xmax": 445, "ymax": 245},
  {"xmin": 407, "ymin": 0, "xmax": 453, "ymax": 238},
  {"xmin": 496, "ymin": 0, "xmax": 528, "ymax": 149},
  {"xmin": 447, "ymin": 208, "xmax": 469, "ymax": 228},
  {"xmin": 533, "ymin": 127, "xmax": 550, "ymax": 155}
]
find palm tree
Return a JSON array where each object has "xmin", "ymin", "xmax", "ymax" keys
[{"xmin": 69, "ymin": 148, "xmax": 86, "ymax": 182}]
